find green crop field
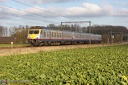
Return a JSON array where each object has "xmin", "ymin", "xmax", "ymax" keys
[{"xmin": 0, "ymin": 45, "xmax": 128, "ymax": 85}]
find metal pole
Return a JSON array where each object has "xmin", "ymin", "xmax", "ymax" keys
[
  {"xmin": 110, "ymin": 29, "xmax": 111, "ymax": 44},
  {"xmin": 89, "ymin": 21, "xmax": 91, "ymax": 33},
  {"xmin": 60, "ymin": 22, "xmax": 62, "ymax": 30},
  {"xmin": 121, "ymin": 33, "xmax": 123, "ymax": 43},
  {"xmin": 108, "ymin": 33, "xmax": 110, "ymax": 44},
  {"xmin": 89, "ymin": 21, "xmax": 91, "ymax": 44},
  {"xmin": 127, "ymin": 34, "xmax": 128, "ymax": 41}
]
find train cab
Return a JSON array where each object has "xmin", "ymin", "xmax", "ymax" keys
[
  {"xmin": 27, "ymin": 27, "xmax": 42, "ymax": 46},
  {"xmin": 28, "ymin": 29, "xmax": 41, "ymax": 39}
]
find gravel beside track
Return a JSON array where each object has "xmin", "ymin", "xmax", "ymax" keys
[{"xmin": 0, "ymin": 42, "xmax": 127, "ymax": 57}]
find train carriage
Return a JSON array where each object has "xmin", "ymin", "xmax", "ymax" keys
[
  {"xmin": 61, "ymin": 31, "xmax": 72, "ymax": 44},
  {"xmin": 27, "ymin": 26, "xmax": 102, "ymax": 46}
]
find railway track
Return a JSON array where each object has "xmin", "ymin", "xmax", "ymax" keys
[{"xmin": 0, "ymin": 42, "xmax": 127, "ymax": 57}]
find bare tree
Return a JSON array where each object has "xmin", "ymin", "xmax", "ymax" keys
[{"xmin": 10, "ymin": 25, "xmax": 29, "ymax": 43}]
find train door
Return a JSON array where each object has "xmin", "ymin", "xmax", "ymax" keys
[{"xmin": 40, "ymin": 29, "xmax": 43, "ymax": 39}]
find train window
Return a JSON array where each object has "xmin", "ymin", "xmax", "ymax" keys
[
  {"xmin": 81, "ymin": 35, "xmax": 82, "ymax": 38},
  {"xmin": 52, "ymin": 32, "xmax": 56, "ymax": 37},
  {"xmin": 65, "ymin": 34, "xmax": 67, "ymax": 37},
  {"xmin": 57, "ymin": 33, "xmax": 59, "ymax": 37},
  {"xmin": 29, "ymin": 31, "xmax": 33, "ymax": 34},
  {"xmin": 78, "ymin": 34, "xmax": 80, "ymax": 38},
  {"xmin": 29, "ymin": 30, "xmax": 39, "ymax": 34},
  {"xmin": 52, "ymin": 32, "xmax": 54, "ymax": 37},
  {"xmin": 81, "ymin": 35, "xmax": 83, "ymax": 38},
  {"xmin": 63, "ymin": 33, "xmax": 65, "ymax": 37},
  {"xmin": 65, "ymin": 34, "xmax": 66, "ymax": 37},
  {"xmin": 83, "ymin": 35, "xmax": 86, "ymax": 38},
  {"xmin": 53, "ymin": 32, "xmax": 55, "ymax": 37},
  {"xmin": 60, "ymin": 33, "xmax": 62, "ymax": 37},
  {"xmin": 55, "ymin": 33, "xmax": 56, "ymax": 37},
  {"xmin": 34, "ymin": 30, "xmax": 39, "ymax": 34},
  {"xmin": 56, "ymin": 33, "xmax": 57, "ymax": 37},
  {"xmin": 47, "ymin": 32, "xmax": 48, "ymax": 37},
  {"xmin": 69, "ymin": 34, "xmax": 71, "ymax": 37},
  {"xmin": 64, "ymin": 33, "xmax": 65, "ymax": 37},
  {"xmin": 68, "ymin": 34, "xmax": 70, "ymax": 37},
  {"xmin": 75, "ymin": 34, "xmax": 79, "ymax": 38},
  {"xmin": 59, "ymin": 33, "xmax": 61, "ymax": 37},
  {"xmin": 47, "ymin": 32, "xmax": 50, "ymax": 37},
  {"xmin": 70, "ymin": 34, "xmax": 71, "ymax": 37}
]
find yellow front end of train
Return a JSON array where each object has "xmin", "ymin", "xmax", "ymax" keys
[{"xmin": 27, "ymin": 29, "xmax": 42, "ymax": 46}]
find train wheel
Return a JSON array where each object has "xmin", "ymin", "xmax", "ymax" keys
[{"xmin": 32, "ymin": 40, "xmax": 40, "ymax": 46}]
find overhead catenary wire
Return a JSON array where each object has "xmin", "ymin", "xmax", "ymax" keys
[
  {"xmin": 0, "ymin": 6, "xmax": 44, "ymax": 24},
  {"xmin": 0, "ymin": 16, "xmax": 45, "ymax": 27},
  {"xmin": 11, "ymin": 0, "xmax": 91, "ymax": 28},
  {"xmin": 11, "ymin": 0, "xmax": 70, "ymax": 20},
  {"xmin": 1, "ymin": 0, "xmax": 91, "ymax": 29},
  {"xmin": 0, "ymin": 4, "xmax": 59, "ymax": 24},
  {"xmin": 0, "ymin": 4, "xmax": 61, "ymax": 26}
]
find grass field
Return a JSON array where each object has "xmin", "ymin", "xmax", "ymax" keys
[
  {"xmin": 0, "ymin": 45, "xmax": 128, "ymax": 85},
  {"xmin": 0, "ymin": 44, "xmax": 29, "ymax": 47}
]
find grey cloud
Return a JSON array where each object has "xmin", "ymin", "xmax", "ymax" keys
[
  {"xmin": 0, "ymin": 6, "xmax": 25, "ymax": 20},
  {"xmin": 23, "ymin": 3, "xmax": 113, "ymax": 18},
  {"xmin": 1, "ymin": 2, "xmax": 128, "ymax": 22},
  {"xmin": 20, "ymin": 0, "xmax": 81, "ymax": 4}
]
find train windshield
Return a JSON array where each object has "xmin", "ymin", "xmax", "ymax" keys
[{"xmin": 29, "ymin": 30, "xmax": 39, "ymax": 34}]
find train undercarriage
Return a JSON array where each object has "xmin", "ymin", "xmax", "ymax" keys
[{"xmin": 28, "ymin": 39, "xmax": 101, "ymax": 46}]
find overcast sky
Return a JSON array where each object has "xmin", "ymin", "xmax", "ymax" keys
[{"xmin": 0, "ymin": 0, "xmax": 128, "ymax": 27}]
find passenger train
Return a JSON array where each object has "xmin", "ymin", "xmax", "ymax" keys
[{"xmin": 27, "ymin": 26, "xmax": 102, "ymax": 46}]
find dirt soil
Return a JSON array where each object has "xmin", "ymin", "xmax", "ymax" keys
[{"xmin": 0, "ymin": 42, "xmax": 127, "ymax": 57}]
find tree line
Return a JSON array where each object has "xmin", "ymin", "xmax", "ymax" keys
[{"xmin": 0, "ymin": 24, "xmax": 128, "ymax": 43}]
